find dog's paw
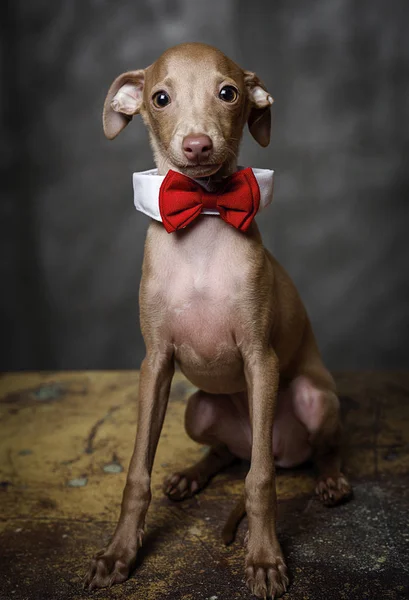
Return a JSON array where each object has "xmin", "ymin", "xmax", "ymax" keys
[
  {"xmin": 315, "ymin": 474, "xmax": 353, "ymax": 507},
  {"xmin": 245, "ymin": 557, "xmax": 289, "ymax": 599},
  {"xmin": 163, "ymin": 472, "xmax": 200, "ymax": 501},
  {"xmin": 83, "ymin": 532, "xmax": 142, "ymax": 591}
]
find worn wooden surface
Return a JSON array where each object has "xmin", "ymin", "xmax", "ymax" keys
[{"xmin": 0, "ymin": 371, "xmax": 408, "ymax": 600}]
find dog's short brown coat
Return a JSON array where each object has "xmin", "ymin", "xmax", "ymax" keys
[{"xmin": 84, "ymin": 43, "xmax": 352, "ymax": 599}]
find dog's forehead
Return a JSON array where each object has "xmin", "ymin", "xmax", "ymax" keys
[{"xmin": 148, "ymin": 43, "xmax": 243, "ymax": 87}]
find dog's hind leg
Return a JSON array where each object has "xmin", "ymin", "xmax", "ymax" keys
[
  {"xmin": 289, "ymin": 323, "xmax": 353, "ymax": 506},
  {"xmin": 164, "ymin": 383, "xmax": 317, "ymax": 501},
  {"xmin": 291, "ymin": 374, "xmax": 353, "ymax": 506},
  {"xmin": 163, "ymin": 390, "xmax": 250, "ymax": 500}
]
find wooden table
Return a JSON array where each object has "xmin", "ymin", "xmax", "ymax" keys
[{"xmin": 0, "ymin": 371, "xmax": 408, "ymax": 599}]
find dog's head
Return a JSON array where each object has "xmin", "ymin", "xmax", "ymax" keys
[{"xmin": 103, "ymin": 43, "xmax": 273, "ymax": 178}]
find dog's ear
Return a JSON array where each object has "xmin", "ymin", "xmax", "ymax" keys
[
  {"xmin": 244, "ymin": 71, "xmax": 273, "ymax": 147},
  {"xmin": 103, "ymin": 70, "xmax": 145, "ymax": 140}
]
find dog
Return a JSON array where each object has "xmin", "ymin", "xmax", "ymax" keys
[{"xmin": 84, "ymin": 42, "xmax": 352, "ymax": 599}]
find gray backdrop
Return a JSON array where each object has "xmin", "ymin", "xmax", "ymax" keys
[{"xmin": 1, "ymin": 0, "xmax": 408, "ymax": 371}]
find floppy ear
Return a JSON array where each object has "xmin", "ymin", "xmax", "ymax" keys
[
  {"xmin": 244, "ymin": 70, "xmax": 274, "ymax": 147},
  {"xmin": 103, "ymin": 69, "xmax": 145, "ymax": 140}
]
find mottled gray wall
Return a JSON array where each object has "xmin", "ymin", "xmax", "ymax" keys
[{"xmin": 1, "ymin": 0, "xmax": 408, "ymax": 370}]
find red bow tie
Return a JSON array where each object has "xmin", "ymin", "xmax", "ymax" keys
[{"xmin": 158, "ymin": 168, "xmax": 260, "ymax": 233}]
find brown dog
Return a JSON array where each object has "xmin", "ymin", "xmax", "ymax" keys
[{"xmin": 84, "ymin": 42, "xmax": 352, "ymax": 599}]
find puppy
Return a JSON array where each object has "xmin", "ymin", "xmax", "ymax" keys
[{"xmin": 84, "ymin": 42, "xmax": 352, "ymax": 599}]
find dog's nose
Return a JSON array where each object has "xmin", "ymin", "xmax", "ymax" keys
[{"xmin": 182, "ymin": 134, "xmax": 213, "ymax": 161}]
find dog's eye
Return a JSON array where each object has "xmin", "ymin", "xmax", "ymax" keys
[
  {"xmin": 218, "ymin": 85, "xmax": 238, "ymax": 103},
  {"xmin": 152, "ymin": 91, "xmax": 171, "ymax": 108}
]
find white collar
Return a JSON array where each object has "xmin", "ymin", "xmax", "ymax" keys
[{"xmin": 133, "ymin": 167, "xmax": 274, "ymax": 223}]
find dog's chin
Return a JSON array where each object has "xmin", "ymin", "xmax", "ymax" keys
[{"xmin": 171, "ymin": 163, "xmax": 223, "ymax": 179}]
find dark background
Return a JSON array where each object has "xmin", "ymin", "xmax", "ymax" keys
[{"xmin": 1, "ymin": 0, "xmax": 408, "ymax": 371}]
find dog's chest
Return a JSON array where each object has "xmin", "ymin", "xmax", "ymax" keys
[
  {"xmin": 145, "ymin": 219, "xmax": 254, "ymax": 361},
  {"xmin": 168, "ymin": 256, "xmax": 240, "ymax": 337}
]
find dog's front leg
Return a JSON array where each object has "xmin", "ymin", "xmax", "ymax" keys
[
  {"xmin": 244, "ymin": 348, "xmax": 289, "ymax": 599},
  {"xmin": 84, "ymin": 350, "xmax": 174, "ymax": 590}
]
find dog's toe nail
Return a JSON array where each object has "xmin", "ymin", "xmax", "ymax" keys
[{"xmin": 177, "ymin": 478, "xmax": 188, "ymax": 492}]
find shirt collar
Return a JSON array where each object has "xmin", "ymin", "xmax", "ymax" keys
[{"xmin": 133, "ymin": 167, "xmax": 274, "ymax": 223}]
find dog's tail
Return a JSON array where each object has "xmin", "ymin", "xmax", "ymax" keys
[{"xmin": 222, "ymin": 494, "xmax": 246, "ymax": 545}]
